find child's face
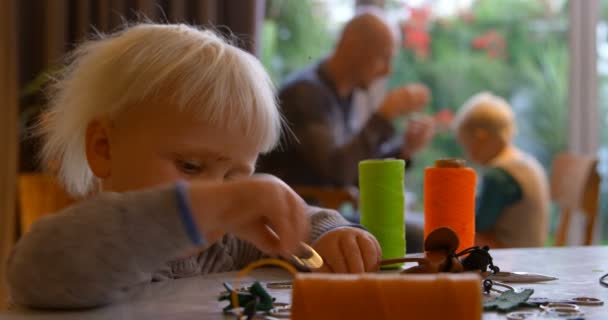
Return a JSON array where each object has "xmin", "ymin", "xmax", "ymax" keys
[
  {"xmin": 457, "ymin": 129, "xmax": 503, "ymax": 166},
  {"xmin": 86, "ymin": 102, "xmax": 260, "ymax": 192}
]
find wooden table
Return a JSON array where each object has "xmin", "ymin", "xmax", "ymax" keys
[{"xmin": 2, "ymin": 246, "xmax": 608, "ymax": 319}]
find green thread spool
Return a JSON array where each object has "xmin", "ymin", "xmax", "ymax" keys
[{"xmin": 359, "ymin": 159, "xmax": 405, "ymax": 269}]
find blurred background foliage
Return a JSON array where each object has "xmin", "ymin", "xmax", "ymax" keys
[{"xmin": 260, "ymin": 0, "xmax": 608, "ymax": 242}]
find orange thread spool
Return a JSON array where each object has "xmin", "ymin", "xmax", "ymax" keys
[{"xmin": 424, "ymin": 159, "xmax": 476, "ymax": 252}]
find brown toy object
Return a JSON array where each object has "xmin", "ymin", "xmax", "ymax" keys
[{"xmin": 380, "ymin": 227, "xmax": 465, "ymax": 273}]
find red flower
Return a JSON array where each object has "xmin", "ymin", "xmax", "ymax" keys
[
  {"xmin": 402, "ymin": 5, "xmax": 432, "ymax": 59},
  {"xmin": 471, "ymin": 29, "xmax": 506, "ymax": 59}
]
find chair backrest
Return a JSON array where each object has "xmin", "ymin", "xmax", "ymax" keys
[
  {"xmin": 551, "ymin": 153, "xmax": 600, "ymax": 246},
  {"xmin": 292, "ymin": 186, "xmax": 359, "ymax": 210},
  {"xmin": 17, "ymin": 173, "xmax": 76, "ymax": 234}
]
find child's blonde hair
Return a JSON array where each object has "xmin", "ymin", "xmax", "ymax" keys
[
  {"xmin": 452, "ymin": 91, "xmax": 516, "ymax": 141},
  {"xmin": 40, "ymin": 23, "xmax": 281, "ymax": 196}
]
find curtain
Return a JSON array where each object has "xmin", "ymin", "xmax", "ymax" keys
[
  {"xmin": 17, "ymin": 0, "xmax": 265, "ymax": 171},
  {"xmin": 0, "ymin": 0, "xmax": 19, "ymax": 309}
]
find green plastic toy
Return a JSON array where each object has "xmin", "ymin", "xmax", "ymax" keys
[{"xmin": 218, "ymin": 281, "xmax": 275, "ymax": 314}]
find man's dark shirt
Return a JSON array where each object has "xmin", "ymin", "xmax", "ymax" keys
[{"xmin": 258, "ymin": 61, "xmax": 408, "ymax": 187}]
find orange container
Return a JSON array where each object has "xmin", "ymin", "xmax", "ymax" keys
[
  {"xmin": 291, "ymin": 273, "xmax": 482, "ymax": 320},
  {"xmin": 424, "ymin": 159, "xmax": 476, "ymax": 252}
]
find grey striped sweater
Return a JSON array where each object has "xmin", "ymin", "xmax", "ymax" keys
[{"xmin": 6, "ymin": 184, "xmax": 349, "ymax": 309}]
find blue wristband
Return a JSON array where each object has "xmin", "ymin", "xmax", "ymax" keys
[{"xmin": 175, "ymin": 181, "xmax": 205, "ymax": 246}]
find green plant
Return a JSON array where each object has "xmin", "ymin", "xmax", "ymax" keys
[
  {"xmin": 261, "ymin": 0, "xmax": 334, "ymax": 84},
  {"xmin": 387, "ymin": 1, "xmax": 568, "ymax": 212}
]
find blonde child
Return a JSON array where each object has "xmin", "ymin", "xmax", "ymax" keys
[
  {"xmin": 7, "ymin": 24, "xmax": 382, "ymax": 309},
  {"xmin": 453, "ymin": 92, "xmax": 549, "ymax": 248}
]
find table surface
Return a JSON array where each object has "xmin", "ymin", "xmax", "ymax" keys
[{"xmin": 2, "ymin": 246, "xmax": 608, "ymax": 320}]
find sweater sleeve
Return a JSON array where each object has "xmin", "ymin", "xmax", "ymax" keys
[{"xmin": 7, "ymin": 184, "xmax": 194, "ymax": 309}]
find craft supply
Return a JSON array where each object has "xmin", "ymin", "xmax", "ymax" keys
[
  {"xmin": 218, "ymin": 281, "xmax": 275, "ymax": 313},
  {"xmin": 228, "ymin": 259, "xmax": 298, "ymax": 318},
  {"xmin": 483, "ymin": 280, "xmax": 514, "ymax": 294},
  {"xmin": 543, "ymin": 307, "xmax": 584, "ymax": 318},
  {"xmin": 505, "ymin": 311, "xmax": 540, "ymax": 319},
  {"xmin": 265, "ymin": 281, "xmax": 293, "ymax": 290},
  {"xmin": 380, "ymin": 227, "xmax": 500, "ymax": 275},
  {"xmin": 540, "ymin": 303, "xmax": 580, "ymax": 311},
  {"xmin": 268, "ymin": 304, "xmax": 292, "ymax": 319},
  {"xmin": 359, "ymin": 159, "xmax": 405, "ymax": 268},
  {"xmin": 526, "ymin": 296, "xmax": 603, "ymax": 306},
  {"xmin": 424, "ymin": 159, "xmax": 476, "ymax": 252},
  {"xmin": 506, "ymin": 309, "xmax": 586, "ymax": 320},
  {"xmin": 483, "ymin": 288, "xmax": 535, "ymax": 312},
  {"xmin": 291, "ymin": 243, "xmax": 323, "ymax": 269},
  {"xmin": 488, "ymin": 271, "xmax": 558, "ymax": 283},
  {"xmin": 600, "ymin": 272, "xmax": 608, "ymax": 287},
  {"xmin": 290, "ymin": 273, "xmax": 482, "ymax": 320},
  {"xmin": 459, "ymin": 245, "xmax": 500, "ymax": 273},
  {"xmin": 381, "ymin": 227, "xmax": 464, "ymax": 273}
]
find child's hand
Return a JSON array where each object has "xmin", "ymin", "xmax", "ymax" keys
[
  {"xmin": 312, "ymin": 227, "xmax": 381, "ymax": 273},
  {"xmin": 187, "ymin": 174, "xmax": 310, "ymax": 256}
]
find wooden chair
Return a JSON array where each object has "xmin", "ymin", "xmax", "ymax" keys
[
  {"xmin": 292, "ymin": 186, "xmax": 359, "ymax": 210},
  {"xmin": 551, "ymin": 153, "xmax": 601, "ymax": 246},
  {"xmin": 17, "ymin": 173, "xmax": 76, "ymax": 234}
]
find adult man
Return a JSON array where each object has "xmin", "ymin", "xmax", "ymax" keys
[{"xmin": 259, "ymin": 10, "xmax": 434, "ymax": 187}]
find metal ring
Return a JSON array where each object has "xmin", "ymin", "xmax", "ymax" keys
[
  {"xmin": 571, "ymin": 296, "xmax": 604, "ymax": 306},
  {"xmin": 268, "ymin": 305, "xmax": 291, "ymax": 319},
  {"xmin": 271, "ymin": 302, "xmax": 290, "ymax": 307},
  {"xmin": 266, "ymin": 282, "xmax": 293, "ymax": 290},
  {"xmin": 540, "ymin": 303, "xmax": 579, "ymax": 311},
  {"xmin": 489, "ymin": 281, "xmax": 515, "ymax": 294},
  {"xmin": 544, "ymin": 307, "xmax": 584, "ymax": 317},
  {"xmin": 506, "ymin": 311, "xmax": 540, "ymax": 319}
]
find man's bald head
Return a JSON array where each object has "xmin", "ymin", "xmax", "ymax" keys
[
  {"xmin": 332, "ymin": 9, "xmax": 397, "ymax": 89},
  {"xmin": 339, "ymin": 11, "xmax": 395, "ymax": 51}
]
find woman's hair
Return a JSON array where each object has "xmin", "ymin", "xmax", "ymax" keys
[
  {"xmin": 452, "ymin": 91, "xmax": 516, "ymax": 141},
  {"xmin": 40, "ymin": 23, "xmax": 281, "ymax": 196}
]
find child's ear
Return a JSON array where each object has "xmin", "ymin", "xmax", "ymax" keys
[{"xmin": 85, "ymin": 119, "xmax": 112, "ymax": 179}]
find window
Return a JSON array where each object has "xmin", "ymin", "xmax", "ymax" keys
[
  {"xmin": 598, "ymin": 0, "xmax": 608, "ymax": 242},
  {"xmin": 387, "ymin": 1, "xmax": 568, "ymax": 225},
  {"xmin": 262, "ymin": 0, "xmax": 608, "ymax": 243},
  {"xmin": 261, "ymin": 0, "xmax": 354, "ymax": 84}
]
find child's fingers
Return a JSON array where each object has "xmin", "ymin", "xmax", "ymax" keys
[
  {"xmin": 357, "ymin": 234, "xmax": 381, "ymax": 272},
  {"xmin": 238, "ymin": 221, "xmax": 282, "ymax": 254},
  {"xmin": 268, "ymin": 197, "xmax": 305, "ymax": 254},
  {"xmin": 325, "ymin": 253, "xmax": 349, "ymax": 273},
  {"xmin": 314, "ymin": 264, "xmax": 333, "ymax": 273},
  {"xmin": 318, "ymin": 237, "xmax": 348, "ymax": 273},
  {"xmin": 286, "ymin": 190, "xmax": 310, "ymax": 245},
  {"xmin": 372, "ymin": 234, "xmax": 382, "ymax": 260},
  {"xmin": 256, "ymin": 175, "xmax": 309, "ymax": 252},
  {"xmin": 266, "ymin": 218, "xmax": 299, "ymax": 255},
  {"xmin": 341, "ymin": 235, "xmax": 365, "ymax": 273}
]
